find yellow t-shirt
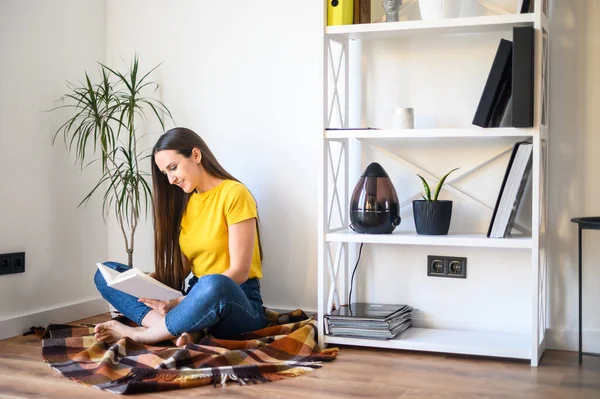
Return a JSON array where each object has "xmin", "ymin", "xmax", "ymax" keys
[{"xmin": 179, "ymin": 179, "xmax": 262, "ymax": 279}]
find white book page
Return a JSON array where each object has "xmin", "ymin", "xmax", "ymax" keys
[
  {"xmin": 115, "ymin": 267, "xmax": 147, "ymax": 282},
  {"xmin": 96, "ymin": 262, "xmax": 182, "ymax": 301},
  {"xmin": 108, "ymin": 275, "xmax": 182, "ymax": 301},
  {"xmin": 97, "ymin": 263, "xmax": 120, "ymax": 282}
]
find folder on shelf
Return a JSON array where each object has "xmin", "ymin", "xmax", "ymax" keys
[
  {"xmin": 512, "ymin": 26, "xmax": 535, "ymax": 127},
  {"xmin": 327, "ymin": 0, "xmax": 354, "ymax": 26},
  {"xmin": 353, "ymin": 0, "xmax": 370, "ymax": 24},
  {"xmin": 473, "ymin": 39, "xmax": 514, "ymax": 128},
  {"xmin": 487, "ymin": 141, "xmax": 533, "ymax": 238}
]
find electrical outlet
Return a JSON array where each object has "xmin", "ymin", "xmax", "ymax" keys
[
  {"xmin": 0, "ymin": 255, "xmax": 10, "ymax": 275},
  {"xmin": 0, "ymin": 252, "xmax": 25, "ymax": 275},
  {"xmin": 427, "ymin": 256, "xmax": 447, "ymax": 277},
  {"xmin": 447, "ymin": 257, "xmax": 467, "ymax": 278},
  {"xmin": 427, "ymin": 255, "xmax": 467, "ymax": 278},
  {"xmin": 10, "ymin": 252, "xmax": 25, "ymax": 274}
]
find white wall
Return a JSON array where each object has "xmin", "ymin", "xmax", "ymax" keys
[
  {"xmin": 0, "ymin": 0, "xmax": 108, "ymax": 339},
  {"xmin": 545, "ymin": 0, "xmax": 600, "ymax": 351},
  {"xmin": 104, "ymin": 0, "xmax": 324, "ymax": 310}
]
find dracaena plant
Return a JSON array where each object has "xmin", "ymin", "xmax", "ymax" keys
[
  {"xmin": 417, "ymin": 168, "xmax": 459, "ymax": 201},
  {"xmin": 51, "ymin": 55, "xmax": 173, "ymax": 266}
]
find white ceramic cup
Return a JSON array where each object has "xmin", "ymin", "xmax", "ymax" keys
[
  {"xmin": 419, "ymin": 0, "xmax": 462, "ymax": 20},
  {"xmin": 393, "ymin": 107, "xmax": 414, "ymax": 129}
]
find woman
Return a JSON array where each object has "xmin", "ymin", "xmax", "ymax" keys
[{"xmin": 93, "ymin": 127, "xmax": 267, "ymax": 345}]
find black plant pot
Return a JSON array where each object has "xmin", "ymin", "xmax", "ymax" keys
[
  {"xmin": 349, "ymin": 162, "xmax": 401, "ymax": 234},
  {"xmin": 412, "ymin": 200, "xmax": 453, "ymax": 235}
]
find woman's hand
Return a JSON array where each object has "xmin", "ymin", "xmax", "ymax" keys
[{"xmin": 138, "ymin": 298, "xmax": 176, "ymax": 315}]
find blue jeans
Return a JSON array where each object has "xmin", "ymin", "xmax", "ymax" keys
[{"xmin": 94, "ymin": 262, "xmax": 267, "ymax": 339}]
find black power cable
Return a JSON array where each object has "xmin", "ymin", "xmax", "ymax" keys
[{"xmin": 347, "ymin": 243, "xmax": 364, "ymax": 306}]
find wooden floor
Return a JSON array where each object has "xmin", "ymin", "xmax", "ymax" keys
[{"xmin": 1, "ymin": 314, "xmax": 600, "ymax": 399}]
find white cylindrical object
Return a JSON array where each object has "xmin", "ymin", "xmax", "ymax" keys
[
  {"xmin": 419, "ymin": 0, "xmax": 461, "ymax": 20},
  {"xmin": 393, "ymin": 107, "xmax": 414, "ymax": 129}
]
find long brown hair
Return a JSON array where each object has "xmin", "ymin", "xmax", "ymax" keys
[{"xmin": 151, "ymin": 127, "xmax": 263, "ymax": 290}]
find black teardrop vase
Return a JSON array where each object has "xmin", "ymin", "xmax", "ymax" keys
[{"xmin": 349, "ymin": 162, "xmax": 401, "ymax": 234}]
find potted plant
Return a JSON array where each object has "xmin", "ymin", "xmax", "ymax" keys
[
  {"xmin": 413, "ymin": 168, "xmax": 459, "ymax": 235},
  {"xmin": 51, "ymin": 55, "xmax": 173, "ymax": 266}
]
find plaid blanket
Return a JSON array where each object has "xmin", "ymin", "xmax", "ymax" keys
[{"xmin": 38, "ymin": 309, "xmax": 338, "ymax": 395}]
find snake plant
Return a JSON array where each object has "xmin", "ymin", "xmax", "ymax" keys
[{"xmin": 417, "ymin": 168, "xmax": 459, "ymax": 201}]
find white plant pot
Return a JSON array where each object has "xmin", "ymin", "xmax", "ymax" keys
[{"xmin": 419, "ymin": 0, "xmax": 462, "ymax": 20}]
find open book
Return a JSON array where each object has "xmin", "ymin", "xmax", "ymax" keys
[{"xmin": 97, "ymin": 263, "xmax": 183, "ymax": 301}]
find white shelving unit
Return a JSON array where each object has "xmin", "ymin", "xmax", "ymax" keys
[{"xmin": 318, "ymin": 1, "xmax": 550, "ymax": 367}]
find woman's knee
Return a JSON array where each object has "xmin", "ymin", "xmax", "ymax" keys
[
  {"xmin": 100, "ymin": 261, "xmax": 130, "ymax": 272},
  {"xmin": 187, "ymin": 274, "xmax": 236, "ymax": 300}
]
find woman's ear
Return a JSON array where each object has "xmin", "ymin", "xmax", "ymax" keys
[{"xmin": 193, "ymin": 148, "xmax": 202, "ymax": 165}]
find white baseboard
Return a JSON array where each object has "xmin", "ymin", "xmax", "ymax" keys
[
  {"xmin": 546, "ymin": 328, "xmax": 600, "ymax": 352},
  {"xmin": 0, "ymin": 297, "xmax": 108, "ymax": 341}
]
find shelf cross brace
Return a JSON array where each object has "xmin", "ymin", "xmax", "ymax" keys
[
  {"xmin": 327, "ymin": 40, "xmax": 346, "ymax": 128},
  {"xmin": 361, "ymin": 139, "xmax": 513, "ymax": 210},
  {"xmin": 327, "ymin": 141, "xmax": 346, "ymax": 230},
  {"xmin": 361, "ymin": 139, "xmax": 530, "ymax": 233}
]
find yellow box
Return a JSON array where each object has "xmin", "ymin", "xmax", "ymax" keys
[{"xmin": 327, "ymin": 0, "xmax": 354, "ymax": 26}]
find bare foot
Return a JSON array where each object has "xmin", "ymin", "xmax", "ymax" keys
[
  {"xmin": 94, "ymin": 320, "xmax": 146, "ymax": 344},
  {"xmin": 175, "ymin": 331, "xmax": 203, "ymax": 346}
]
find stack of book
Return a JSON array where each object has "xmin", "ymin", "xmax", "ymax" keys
[{"xmin": 325, "ymin": 303, "xmax": 413, "ymax": 340}]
